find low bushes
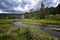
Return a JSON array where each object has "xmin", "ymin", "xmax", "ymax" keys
[{"xmin": 45, "ymin": 14, "xmax": 60, "ymax": 20}]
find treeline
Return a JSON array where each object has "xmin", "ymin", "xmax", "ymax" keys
[
  {"xmin": 25, "ymin": 4, "xmax": 60, "ymax": 20},
  {"xmin": 0, "ymin": 14, "xmax": 22, "ymax": 19}
]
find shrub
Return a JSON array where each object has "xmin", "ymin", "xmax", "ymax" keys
[{"xmin": 45, "ymin": 14, "xmax": 60, "ymax": 20}]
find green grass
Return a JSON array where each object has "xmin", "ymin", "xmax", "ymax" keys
[
  {"xmin": 20, "ymin": 19, "xmax": 60, "ymax": 25},
  {"xmin": 0, "ymin": 19, "xmax": 60, "ymax": 40},
  {"xmin": 0, "ymin": 19, "xmax": 60, "ymax": 24},
  {"xmin": 0, "ymin": 25, "xmax": 60, "ymax": 40}
]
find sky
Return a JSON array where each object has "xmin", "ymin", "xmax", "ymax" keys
[{"xmin": 0, "ymin": 0, "xmax": 60, "ymax": 13}]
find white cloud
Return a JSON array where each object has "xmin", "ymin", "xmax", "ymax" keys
[
  {"xmin": 0, "ymin": 10, "xmax": 7, "ymax": 13},
  {"xmin": 44, "ymin": 0, "xmax": 60, "ymax": 7},
  {"xmin": 0, "ymin": 0, "xmax": 60, "ymax": 13}
]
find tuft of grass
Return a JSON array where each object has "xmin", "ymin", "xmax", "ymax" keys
[{"xmin": 0, "ymin": 25, "xmax": 60, "ymax": 40}]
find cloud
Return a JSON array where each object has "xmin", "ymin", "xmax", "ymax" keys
[
  {"xmin": 0, "ymin": 0, "xmax": 60, "ymax": 13},
  {"xmin": 0, "ymin": 10, "xmax": 8, "ymax": 13},
  {"xmin": 43, "ymin": 0, "xmax": 60, "ymax": 7}
]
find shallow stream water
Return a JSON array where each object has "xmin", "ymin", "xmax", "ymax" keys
[{"xmin": 12, "ymin": 21, "xmax": 60, "ymax": 37}]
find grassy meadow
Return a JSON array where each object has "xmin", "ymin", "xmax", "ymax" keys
[{"xmin": 0, "ymin": 19, "xmax": 60, "ymax": 40}]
